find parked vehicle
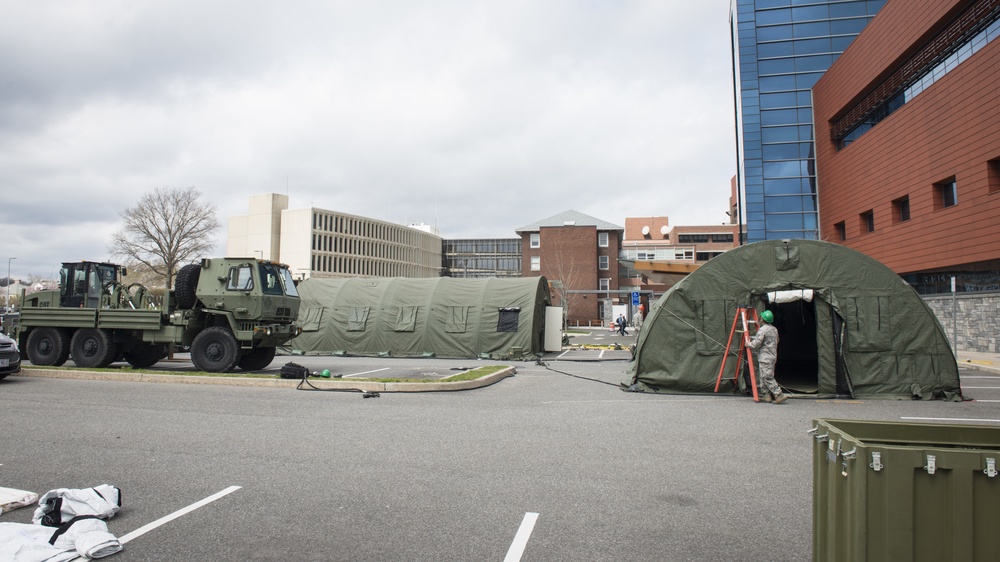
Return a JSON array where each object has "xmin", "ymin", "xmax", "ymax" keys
[
  {"xmin": 0, "ymin": 330, "xmax": 21, "ymax": 379},
  {"xmin": 14, "ymin": 258, "xmax": 300, "ymax": 372}
]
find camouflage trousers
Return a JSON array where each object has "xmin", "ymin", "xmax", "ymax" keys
[{"xmin": 758, "ymin": 360, "xmax": 782, "ymax": 397}]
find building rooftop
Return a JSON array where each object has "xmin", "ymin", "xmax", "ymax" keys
[{"xmin": 514, "ymin": 210, "xmax": 623, "ymax": 233}]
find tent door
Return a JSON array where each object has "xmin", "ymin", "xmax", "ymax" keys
[{"xmin": 772, "ymin": 299, "xmax": 819, "ymax": 394}]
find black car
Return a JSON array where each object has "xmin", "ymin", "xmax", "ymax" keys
[{"xmin": 0, "ymin": 331, "xmax": 21, "ymax": 379}]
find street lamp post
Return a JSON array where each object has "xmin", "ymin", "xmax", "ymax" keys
[{"xmin": 6, "ymin": 257, "xmax": 15, "ymax": 310}]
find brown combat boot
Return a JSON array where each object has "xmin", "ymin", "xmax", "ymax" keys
[
  {"xmin": 758, "ymin": 393, "xmax": 773, "ymax": 403},
  {"xmin": 774, "ymin": 392, "xmax": 788, "ymax": 404}
]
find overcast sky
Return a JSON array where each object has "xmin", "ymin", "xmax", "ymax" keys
[{"xmin": 1, "ymin": 0, "xmax": 736, "ymax": 280}]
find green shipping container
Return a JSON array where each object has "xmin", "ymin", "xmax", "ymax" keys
[{"xmin": 811, "ymin": 418, "xmax": 1000, "ymax": 561}]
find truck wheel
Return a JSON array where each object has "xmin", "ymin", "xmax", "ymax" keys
[
  {"xmin": 191, "ymin": 326, "xmax": 240, "ymax": 372},
  {"xmin": 175, "ymin": 264, "xmax": 201, "ymax": 309},
  {"xmin": 123, "ymin": 343, "xmax": 168, "ymax": 368},
  {"xmin": 70, "ymin": 328, "xmax": 118, "ymax": 368},
  {"xmin": 26, "ymin": 328, "xmax": 71, "ymax": 366},
  {"xmin": 237, "ymin": 346, "xmax": 276, "ymax": 371}
]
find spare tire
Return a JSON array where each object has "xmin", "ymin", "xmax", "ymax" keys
[{"xmin": 175, "ymin": 264, "xmax": 201, "ymax": 309}]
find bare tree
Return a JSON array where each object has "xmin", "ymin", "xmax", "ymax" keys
[{"xmin": 110, "ymin": 187, "xmax": 220, "ymax": 290}]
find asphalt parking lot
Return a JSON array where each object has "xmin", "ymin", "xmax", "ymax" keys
[{"xmin": 2, "ymin": 347, "xmax": 999, "ymax": 560}]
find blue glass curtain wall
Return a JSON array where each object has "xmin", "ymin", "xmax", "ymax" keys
[{"xmin": 734, "ymin": 0, "xmax": 885, "ymax": 242}]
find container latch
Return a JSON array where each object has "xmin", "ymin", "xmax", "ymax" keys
[
  {"xmin": 985, "ymin": 458, "xmax": 997, "ymax": 478},
  {"xmin": 924, "ymin": 455, "xmax": 937, "ymax": 475},
  {"xmin": 840, "ymin": 448, "xmax": 857, "ymax": 478},
  {"xmin": 870, "ymin": 451, "xmax": 882, "ymax": 472},
  {"xmin": 807, "ymin": 427, "xmax": 829, "ymax": 442}
]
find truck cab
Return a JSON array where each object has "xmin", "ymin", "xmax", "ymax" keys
[{"xmin": 59, "ymin": 261, "xmax": 124, "ymax": 308}]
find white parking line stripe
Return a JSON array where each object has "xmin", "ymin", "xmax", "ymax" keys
[
  {"xmin": 901, "ymin": 417, "xmax": 1000, "ymax": 424},
  {"xmin": 504, "ymin": 512, "xmax": 539, "ymax": 562},
  {"xmin": 959, "ymin": 386, "xmax": 1000, "ymax": 389},
  {"xmin": 342, "ymin": 367, "xmax": 391, "ymax": 378},
  {"xmin": 118, "ymin": 486, "xmax": 242, "ymax": 544}
]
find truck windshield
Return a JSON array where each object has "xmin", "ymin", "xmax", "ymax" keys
[
  {"xmin": 258, "ymin": 264, "xmax": 285, "ymax": 296},
  {"xmin": 278, "ymin": 267, "xmax": 299, "ymax": 297}
]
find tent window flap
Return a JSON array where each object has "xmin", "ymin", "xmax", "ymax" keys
[
  {"xmin": 498, "ymin": 307, "xmax": 520, "ymax": 332},
  {"xmin": 395, "ymin": 306, "xmax": 417, "ymax": 332},
  {"xmin": 445, "ymin": 306, "xmax": 469, "ymax": 333},
  {"xmin": 347, "ymin": 307, "xmax": 371, "ymax": 332}
]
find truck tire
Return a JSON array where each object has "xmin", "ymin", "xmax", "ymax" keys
[
  {"xmin": 123, "ymin": 343, "xmax": 168, "ymax": 368},
  {"xmin": 26, "ymin": 328, "xmax": 71, "ymax": 366},
  {"xmin": 236, "ymin": 346, "xmax": 276, "ymax": 371},
  {"xmin": 191, "ymin": 326, "xmax": 240, "ymax": 372},
  {"xmin": 175, "ymin": 264, "xmax": 201, "ymax": 309},
  {"xmin": 70, "ymin": 328, "xmax": 118, "ymax": 368}
]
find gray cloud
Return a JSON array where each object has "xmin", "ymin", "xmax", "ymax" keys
[{"xmin": 1, "ymin": 0, "xmax": 736, "ymax": 279}]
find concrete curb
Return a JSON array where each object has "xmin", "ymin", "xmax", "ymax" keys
[{"xmin": 11, "ymin": 365, "xmax": 517, "ymax": 392}]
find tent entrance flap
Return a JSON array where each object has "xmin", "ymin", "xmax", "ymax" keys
[{"xmin": 773, "ymin": 299, "xmax": 819, "ymax": 394}]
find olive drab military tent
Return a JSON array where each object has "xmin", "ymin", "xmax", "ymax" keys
[
  {"xmin": 288, "ymin": 277, "xmax": 551, "ymax": 359},
  {"xmin": 624, "ymin": 240, "xmax": 962, "ymax": 400}
]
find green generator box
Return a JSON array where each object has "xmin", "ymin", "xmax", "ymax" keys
[{"xmin": 811, "ymin": 418, "xmax": 1000, "ymax": 562}]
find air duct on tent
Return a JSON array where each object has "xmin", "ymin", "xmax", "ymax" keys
[{"xmin": 767, "ymin": 289, "xmax": 814, "ymax": 303}]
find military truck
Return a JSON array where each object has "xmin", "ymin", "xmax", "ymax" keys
[{"xmin": 14, "ymin": 258, "xmax": 300, "ymax": 372}]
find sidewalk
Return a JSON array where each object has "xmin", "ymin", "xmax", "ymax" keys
[{"xmin": 956, "ymin": 350, "xmax": 1000, "ymax": 375}]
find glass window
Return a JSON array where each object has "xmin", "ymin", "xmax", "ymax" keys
[
  {"xmin": 757, "ymin": 24, "xmax": 794, "ymax": 42},
  {"xmin": 758, "ymin": 58, "xmax": 795, "ymax": 74},
  {"xmin": 760, "ymin": 108, "xmax": 800, "ymax": 126},
  {"xmin": 830, "ymin": 18, "xmax": 868, "ymax": 35},
  {"xmin": 760, "ymin": 92, "xmax": 798, "ymax": 109},
  {"xmin": 791, "ymin": 5, "xmax": 828, "ymax": 21},
  {"xmin": 936, "ymin": 179, "xmax": 958, "ymax": 208},
  {"xmin": 860, "ymin": 210, "xmax": 875, "ymax": 233},
  {"xmin": 227, "ymin": 266, "xmax": 254, "ymax": 291},
  {"xmin": 760, "ymin": 75, "xmax": 797, "ymax": 91},
  {"xmin": 598, "ymin": 232, "xmax": 609, "ymax": 247},
  {"xmin": 893, "ymin": 196, "xmax": 911, "ymax": 223},
  {"xmin": 599, "ymin": 255, "xmax": 609, "ymax": 270},
  {"xmin": 599, "ymin": 278, "xmax": 611, "ymax": 291},
  {"xmin": 793, "ymin": 21, "xmax": 830, "ymax": 38},
  {"xmin": 761, "ymin": 126, "xmax": 800, "ymax": 143},
  {"xmin": 762, "ymin": 143, "xmax": 801, "ymax": 160},
  {"xmin": 765, "ymin": 214, "xmax": 805, "ymax": 230},
  {"xmin": 529, "ymin": 233, "xmax": 540, "ymax": 248},
  {"xmin": 763, "ymin": 160, "xmax": 809, "ymax": 178},
  {"xmin": 764, "ymin": 195, "xmax": 806, "ymax": 212},
  {"xmin": 764, "ymin": 178, "xmax": 810, "ymax": 195},
  {"xmin": 757, "ymin": 41, "xmax": 794, "ymax": 58},
  {"xmin": 757, "ymin": 9, "xmax": 791, "ymax": 25},
  {"xmin": 530, "ymin": 256, "xmax": 540, "ymax": 271},
  {"xmin": 795, "ymin": 54, "xmax": 832, "ymax": 72},
  {"xmin": 830, "ymin": 2, "xmax": 867, "ymax": 18},
  {"xmin": 835, "ymin": 221, "xmax": 846, "ymax": 241}
]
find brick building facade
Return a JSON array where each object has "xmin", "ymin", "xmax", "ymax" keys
[
  {"xmin": 813, "ymin": 0, "xmax": 1000, "ymax": 293},
  {"xmin": 515, "ymin": 210, "xmax": 622, "ymax": 326}
]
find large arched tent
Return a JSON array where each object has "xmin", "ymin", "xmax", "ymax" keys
[
  {"xmin": 288, "ymin": 277, "xmax": 550, "ymax": 358},
  {"xmin": 625, "ymin": 240, "xmax": 961, "ymax": 400}
]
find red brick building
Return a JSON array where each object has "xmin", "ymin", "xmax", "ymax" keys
[
  {"xmin": 515, "ymin": 210, "xmax": 623, "ymax": 326},
  {"xmin": 813, "ymin": 0, "xmax": 1000, "ymax": 293}
]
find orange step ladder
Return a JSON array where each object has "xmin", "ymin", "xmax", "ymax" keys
[{"xmin": 714, "ymin": 305, "xmax": 763, "ymax": 401}]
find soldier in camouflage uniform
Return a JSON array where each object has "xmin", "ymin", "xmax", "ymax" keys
[{"xmin": 749, "ymin": 309, "xmax": 787, "ymax": 404}]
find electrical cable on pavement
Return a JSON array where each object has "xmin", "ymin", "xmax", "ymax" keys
[
  {"xmin": 538, "ymin": 360, "xmax": 620, "ymax": 388},
  {"xmin": 295, "ymin": 371, "xmax": 380, "ymax": 398}
]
